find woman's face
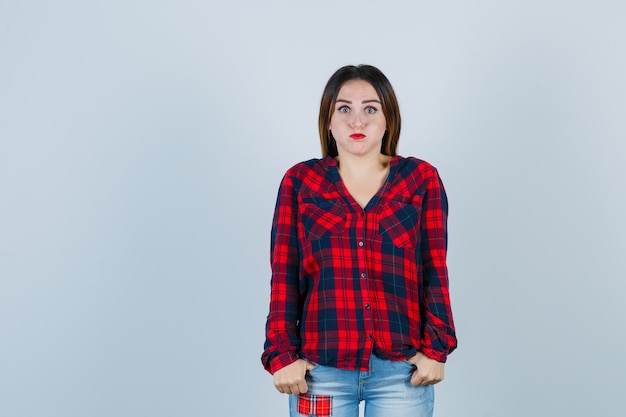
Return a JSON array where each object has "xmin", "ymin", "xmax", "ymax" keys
[{"xmin": 330, "ymin": 79, "xmax": 387, "ymax": 159}]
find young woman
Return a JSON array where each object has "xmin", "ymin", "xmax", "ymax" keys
[{"xmin": 262, "ymin": 64, "xmax": 457, "ymax": 417}]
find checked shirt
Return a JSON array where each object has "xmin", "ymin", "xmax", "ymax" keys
[{"xmin": 262, "ymin": 156, "xmax": 456, "ymax": 374}]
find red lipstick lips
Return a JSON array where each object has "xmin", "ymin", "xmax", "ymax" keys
[{"xmin": 350, "ymin": 133, "xmax": 366, "ymax": 139}]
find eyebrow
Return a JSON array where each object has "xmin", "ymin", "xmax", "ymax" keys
[{"xmin": 335, "ymin": 99, "xmax": 381, "ymax": 104}]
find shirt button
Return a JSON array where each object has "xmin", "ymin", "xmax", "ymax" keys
[
  {"xmin": 368, "ymin": 334, "xmax": 373, "ymax": 339},
  {"xmin": 365, "ymin": 304, "xmax": 371, "ymax": 309},
  {"xmin": 360, "ymin": 272, "xmax": 367, "ymax": 278},
  {"xmin": 358, "ymin": 241, "xmax": 364, "ymax": 247}
]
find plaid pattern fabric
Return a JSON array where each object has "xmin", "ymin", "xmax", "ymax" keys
[
  {"xmin": 297, "ymin": 394, "xmax": 332, "ymax": 417},
  {"xmin": 262, "ymin": 156, "xmax": 457, "ymax": 374}
]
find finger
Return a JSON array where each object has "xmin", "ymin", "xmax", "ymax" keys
[
  {"xmin": 296, "ymin": 380, "xmax": 309, "ymax": 394},
  {"xmin": 288, "ymin": 383, "xmax": 305, "ymax": 395},
  {"xmin": 410, "ymin": 370, "xmax": 424, "ymax": 386},
  {"xmin": 412, "ymin": 369, "xmax": 437, "ymax": 386},
  {"xmin": 416, "ymin": 374, "xmax": 432, "ymax": 386},
  {"xmin": 276, "ymin": 382, "xmax": 295, "ymax": 394}
]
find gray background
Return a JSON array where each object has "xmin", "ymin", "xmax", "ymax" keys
[{"xmin": 1, "ymin": 1, "xmax": 625, "ymax": 416}]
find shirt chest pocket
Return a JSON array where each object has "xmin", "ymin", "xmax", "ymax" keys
[
  {"xmin": 378, "ymin": 197, "xmax": 421, "ymax": 249},
  {"xmin": 299, "ymin": 198, "xmax": 345, "ymax": 241}
]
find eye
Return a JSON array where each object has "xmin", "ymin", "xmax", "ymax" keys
[
  {"xmin": 338, "ymin": 106, "xmax": 350, "ymax": 113},
  {"xmin": 365, "ymin": 107, "xmax": 377, "ymax": 114}
]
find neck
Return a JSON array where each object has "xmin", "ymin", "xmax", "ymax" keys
[{"xmin": 335, "ymin": 153, "xmax": 391, "ymax": 177}]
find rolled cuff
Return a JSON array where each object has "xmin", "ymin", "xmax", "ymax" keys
[
  {"xmin": 420, "ymin": 346, "xmax": 449, "ymax": 363},
  {"xmin": 264, "ymin": 351, "xmax": 300, "ymax": 375}
]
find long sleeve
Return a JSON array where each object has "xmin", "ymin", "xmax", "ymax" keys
[
  {"xmin": 418, "ymin": 169, "xmax": 457, "ymax": 362},
  {"xmin": 261, "ymin": 173, "xmax": 303, "ymax": 374}
]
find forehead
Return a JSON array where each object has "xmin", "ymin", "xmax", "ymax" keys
[{"xmin": 336, "ymin": 79, "xmax": 380, "ymax": 100}]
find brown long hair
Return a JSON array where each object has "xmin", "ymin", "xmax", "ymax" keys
[{"xmin": 318, "ymin": 64, "xmax": 401, "ymax": 157}]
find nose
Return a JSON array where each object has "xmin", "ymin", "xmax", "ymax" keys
[{"xmin": 350, "ymin": 114, "xmax": 364, "ymax": 128}]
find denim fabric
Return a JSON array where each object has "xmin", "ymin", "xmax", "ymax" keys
[{"xmin": 289, "ymin": 354, "xmax": 434, "ymax": 417}]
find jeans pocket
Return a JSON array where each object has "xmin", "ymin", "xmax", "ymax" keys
[
  {"xmin": 403, "ymin": 359, "xmax": 417, "ymax": 368},
  {"xmin": 306, "ymin": 360, "xmax": 319, "ymax": 373}
]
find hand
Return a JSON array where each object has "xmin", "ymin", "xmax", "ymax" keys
[
  {"xmin": 273, "ymin": 359, "xmax": 315, "ymax": 395},
  {"xmin": 407, "ymin": 352, "xmax": 445, "ymax": 386}
]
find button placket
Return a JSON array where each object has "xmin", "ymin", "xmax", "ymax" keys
[{"xmin": 356, "ymin": 209, "xmax": 375, "ymax": 352}]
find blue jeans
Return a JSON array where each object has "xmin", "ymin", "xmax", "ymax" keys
[{"xmin": 289, "ymin": 354, "xmax": 434, "ymax": 417}]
